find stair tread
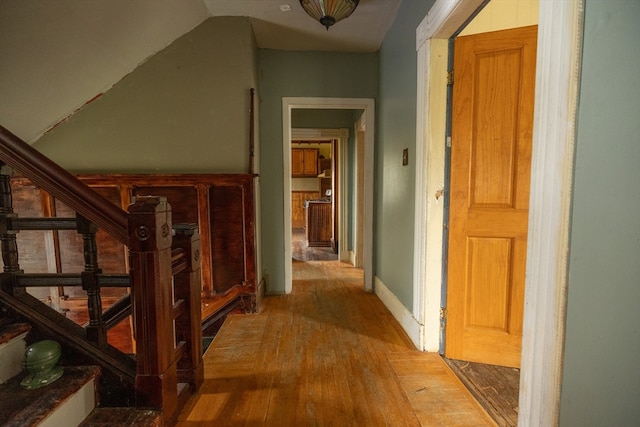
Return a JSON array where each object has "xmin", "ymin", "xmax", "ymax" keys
[
  {"xmin": 0, "ymin": 322, "xmax": 30, "ymax": 345},
  {"xmin": 79, "ymin": 407, "xmax": 162, "ymax": 426},
  {"xmin": 0, "ymin": 365, "xmax": 100, "ymax": 427}
]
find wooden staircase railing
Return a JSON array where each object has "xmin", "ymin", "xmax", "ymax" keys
[{"xmin": 0, "ymin": 125, "xmax": 203, "ymax": 422}]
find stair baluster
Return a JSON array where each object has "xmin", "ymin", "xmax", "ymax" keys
[
  {"xmin": 0, "ymin": 165, "xmax": 21, "ymax": 276},
  {"xmin": 77, "ymin": 215, "xmax": 107, "ymax": 347},
  {"xmin": 0, "ymin": 126, "xmax": 203, "ymax": 421}
]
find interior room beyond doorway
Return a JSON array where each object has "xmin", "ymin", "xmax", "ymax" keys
[{"xmin": 290, "ymin": 139, "xmax": 338, "ymax": 262}]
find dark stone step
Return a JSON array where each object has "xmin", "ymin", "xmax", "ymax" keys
[
  {"xmin": 0, "ymin": 365, "xmax": 100, "ymax": 427},
  {"xmin": 79, "ymin": 407, "xmax": 162, "ymax": 426},
  {"xmin": 0, "ymin": 322, "xmax": 30, "ymax": 345}
]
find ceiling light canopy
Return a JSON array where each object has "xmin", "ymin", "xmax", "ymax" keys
[{"xmin": 299, "ymin": 0, "xmax": 360, "ymax": 30}]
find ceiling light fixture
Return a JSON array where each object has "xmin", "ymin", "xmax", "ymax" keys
[{"xmin": 299, "ymin": 0, "xmax": 360, "ymax": 30}]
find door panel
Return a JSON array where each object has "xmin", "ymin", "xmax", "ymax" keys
[{"xmin": 446, "ymin": 25, "xmax": 537, "ymax": 368}]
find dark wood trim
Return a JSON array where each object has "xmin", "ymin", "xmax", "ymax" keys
[
  {"xmin": 0, "ymin": 126, "xmax": 128, "ymax": 243},
  {"xmin": 10, "ymin": 173, "xmax": 259, "ymax": 304}
]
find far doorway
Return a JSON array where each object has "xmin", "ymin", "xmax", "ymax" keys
[
  {"xmin": 290, "ymin": 137, "xmax": 338, "ymax": 262},
  {"xmin": 282, "ymin": 98, "xmax": 375, "ymax": 294}
]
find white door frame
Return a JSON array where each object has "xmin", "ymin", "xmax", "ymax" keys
[
  {"xmin": 353, "ymin": 113, "xmax": 366, "ymax": 268},
  {"xmin": 413, "ymin": 0, "xmax": 583, "ymax": 425},
  {"xmin": 282, "ymin": 98, "xmax": 375, "ymax": 294}
]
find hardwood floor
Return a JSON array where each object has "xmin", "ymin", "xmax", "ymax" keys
[{"xmin": 176, "ymin": 260, "xmax": 495, "ymax": 426}]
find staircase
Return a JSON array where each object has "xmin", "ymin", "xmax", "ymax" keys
[
  {"xmin": 0, "ymin": 319, "xmax": 161, "ymax": 426},
  {"xmin": 0, "ymin": 125, "xmax": 203, "ymax": 425}
]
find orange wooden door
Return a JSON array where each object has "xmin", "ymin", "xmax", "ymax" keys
[{"xmin": 445, "ymin": 26, "xmax": 537, "ymax": 368}]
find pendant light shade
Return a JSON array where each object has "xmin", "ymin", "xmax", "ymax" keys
[{"xmin": 299, "ymin": 0, "xmax": 360, "ymax": 30}]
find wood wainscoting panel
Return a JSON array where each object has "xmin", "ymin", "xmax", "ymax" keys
[
  {"xmin": 291, "ymin": 191, "xmax": 320, "ymax": 229},
  {"xmin": 10, "ymin": 173, "xmax": 259, "ymax": 336}
]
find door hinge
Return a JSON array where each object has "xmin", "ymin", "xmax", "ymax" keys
[
  {"xmin": 440, "ymin": 307, "xmax": 447, "ymax": 327},
  {"xmin": 447, "ymin": 70, "xmax": 454, "ymax": 86}
]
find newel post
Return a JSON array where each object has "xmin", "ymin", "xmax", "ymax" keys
[
  {"xmin": 128, "ymin": 196, "xmax": 177, "ymax": 419},
  {"xmin": 172, "ymin": 223, "xmax": 204, "ymax": 392}
]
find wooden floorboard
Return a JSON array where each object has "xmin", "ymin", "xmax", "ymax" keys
[
  {"xmin": 444, "ymin": 359, "xmax": 520, "ymax": 427},
  {"xmin": 176, "ymin": 260, "xmax": 495, "ymax": 426}
]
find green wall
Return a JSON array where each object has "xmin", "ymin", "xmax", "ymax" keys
[
  {"xmin": 559, "ymin": 0, "xmax": 640, "ymax": 424},
  {"xmin": 258, "ymin": 50, "xmax": 378, "ymax": 294},
  {"xmin": 377, "ymin": 0, "xmax": 434, "ymax": 307},
  {"xmin": 291, "ymin": 109, "xmax": 355, "ymax": 128},
  {"xmin": 33, "ymin": 17, "xmax": 258, "ymax": 173}
]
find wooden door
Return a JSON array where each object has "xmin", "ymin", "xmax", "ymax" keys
[
  {"xmin": 445, "ymin": 26, "xmax": 537, "ymax": 368},
  {"xmin": 291, "ymin": 149, "xmax": 305, "ymax": 176}
]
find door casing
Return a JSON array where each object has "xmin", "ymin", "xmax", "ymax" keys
[
  {"xmin": 282, "ymin": 98, "xmax": 375, "ymax": 294},
  {"xmin": 413, "ymin": 0, "xmax": 583, "ymax": 424}
]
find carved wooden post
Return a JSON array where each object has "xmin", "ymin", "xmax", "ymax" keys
[
  {"xmin": 172, "ymin": 223, "xmax": 204, "ymax": 392},
  {"xmin": 128, "ymin": 196, "xmax": 177, "ymax": 419},
  {"xmin": 77, "ymin": 214, "xmax": 106, "ymax": 347}
]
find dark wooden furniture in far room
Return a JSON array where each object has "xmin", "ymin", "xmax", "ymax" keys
[
  {"xmin": 10, "ymin": 173, "xmax": 258, "ymax": 336},
  {"xmin": 305, "ymin": 200, "xmax": 332, "ymax": 247}
]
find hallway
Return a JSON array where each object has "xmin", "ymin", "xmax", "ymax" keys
[{"xmin": 176, "ymin": 261, "xmax": 494, "ymax": 426}]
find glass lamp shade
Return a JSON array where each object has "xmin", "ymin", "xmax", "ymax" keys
[{"xmin": 299, "ymin": 0, "xmax": 360, "ymax": 30}]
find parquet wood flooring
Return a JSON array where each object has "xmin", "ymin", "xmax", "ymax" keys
[{"xmin": 176, "ymin": 261, "xmax": 495, "ymax": 426}]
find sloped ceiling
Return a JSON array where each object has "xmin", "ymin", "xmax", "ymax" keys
[{"xmin": 0, "ymin": 0, "xmax": 399, "ymax": 142}]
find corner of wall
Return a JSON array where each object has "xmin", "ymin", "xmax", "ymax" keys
[{"xmin": 374, "ymin": 276, "xmax": 422, "ymax": 350}]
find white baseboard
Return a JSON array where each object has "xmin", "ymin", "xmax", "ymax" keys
[
  {"xmin": 374, "ymin": 276, "xmax": 422, "ymax": 350},
  {"xmin": 340, "ymin": 249, "xmax": 354, "ymax": 265}
]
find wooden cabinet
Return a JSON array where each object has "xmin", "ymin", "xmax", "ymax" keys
[
  {"xmin": 291, "ymin": 148, "xmax": 319, "ymax": 177},
  {"xmin": 292, "ymin": 191, "xmax": 320, "ymax": 228},
  {"xmin": 305, "ymin": 201, "xmax": 332, "ymax": 247}
]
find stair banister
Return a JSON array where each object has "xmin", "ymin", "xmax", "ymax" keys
[
  {"xmin": 0, "ymin": 125, "xmax": 128, "ymax": 244},
  {"xmin": 0, "ymin": 125, "xmax": 203, "ymax": 419},
  {"xmin": 128, "ymin": 195, "xmax": 179, "ymax": 419}
]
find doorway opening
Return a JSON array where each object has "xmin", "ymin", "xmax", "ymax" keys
[
  {"xmin": 282, "ymin": 98, "xmax": 375, "ymax": 294},
  {"xmin": 414, "ymin": 0, "xmax": 582, "ymax": 424},
  {"xmin": 290, "ymin": 135, "xmax": 338, "ymax": 262}
]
